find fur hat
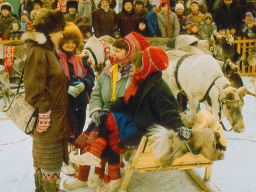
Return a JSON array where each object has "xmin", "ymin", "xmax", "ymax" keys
[
  {"xmin": 0, "ymin": 2, "xmax": 13, "ymax": 13},
  {"xmin": 191, "ymin": 0, "xmax": 199, "ymax": 6},
  {"xmin": 33, "ymin": 9, "xmax": 66, "ymax": 35},
  {"xmin": 135, "ymin": 47, "xmax": 169, "ymax": 79},
  {"xmin": 66, "ymin": 1, "xmax": 78, "ymax": 10},
  {"xmin": 245, "ymin": 12, "xmax": 255, "ymax": 23},
  {"xmin": 185, "ymin": 18, "xmax": 194, "ymax": 26},
  {"xmin": 204, "ymin": 13, "xmax": 213, "ymax": 21},
  {"xmin": 160, "ymin": 0, "xmax": 168, "ymax": 7},
  {"xmin": 175, "ymin": 3, "xmax": 184, "ymax": 11},
  {"xmin": 111, "ymin": 32, "xmax": 150, "ymax": 65},
  {"xmin": 58, "ymin": 22, "xmax": 82, "ymax": 49},
  {"xmin": 33, "ymin": 0, "xmax": 43, "ymax": 6}
]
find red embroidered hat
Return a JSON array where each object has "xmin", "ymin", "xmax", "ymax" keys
[
  {"xmin": 112, "ymin": 32, "xmax": 150, "ymax": 65},
  {"xmin": 136, "ymin": 47, "xmax": 169, "ymax": 79}
]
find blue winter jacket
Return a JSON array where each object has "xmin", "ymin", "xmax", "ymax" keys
[{"xmin": 146, "ymin": 11, "xmax": 161, "ymax": 37}]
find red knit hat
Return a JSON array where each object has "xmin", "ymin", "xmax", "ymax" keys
[
  {"xmin": 136, "ymin": 47, "xmax": 169, "ymax": 79},
  {"xmin": 111, "ymin": 32, "xmax": 150, "ymax": 65},
  {"xmin": 160, "ymin": 0, "xmax": 168, "ymax": 7}
]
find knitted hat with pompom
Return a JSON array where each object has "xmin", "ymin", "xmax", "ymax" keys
[
  {"xmin": 136, "ymin": 46, "xmax": 169, "ymax": 79},
  {"xmin": 245, "ymin": 12, "xmax": 255, "ymax": 23}
]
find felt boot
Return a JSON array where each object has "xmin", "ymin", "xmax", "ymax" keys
[{"xmin": 34, "ymin": 173, "xmax": 44, "ymax": 192}]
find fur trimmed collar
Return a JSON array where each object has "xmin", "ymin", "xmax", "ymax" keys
[{"xmin": 21, "ymin": 31, "xmax": 47, "ymax": 44}]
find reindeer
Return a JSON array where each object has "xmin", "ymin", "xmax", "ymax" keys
[{"xmin": 163, "ymin": 49, "xmax": 256, "ymax": 133}]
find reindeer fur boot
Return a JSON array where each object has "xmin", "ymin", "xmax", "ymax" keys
[
  {"xmin": 96, "ymin": 179, "xmax": 121, "ymax": 192},
  {"xmin": 34, "ymin": 173, "xmax": 44, "ymax": 192},
  {"xmin": 69, "ymin": 151, "xmax": 101, "ymax": 167},
  {"xmin": 63, "ymin": 178, "xmax": 87, "ymax": 190},
  {"xmin": 87, "ymin": 174, "xmax": 103, "ymax": 187}
]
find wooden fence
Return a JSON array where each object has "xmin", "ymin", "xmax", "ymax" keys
[{"xmin": 234, "ymin": 37, "xmax": 256, "ymax": 76}]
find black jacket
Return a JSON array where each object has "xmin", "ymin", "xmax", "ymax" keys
[{"xmin": 111, "ymin": 71, "xmax": 184, "ymax": 147}]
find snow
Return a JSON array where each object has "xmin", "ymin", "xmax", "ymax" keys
[{"xmin": 0, "ymin": 77, "xmax": 256, "ymax": 192}]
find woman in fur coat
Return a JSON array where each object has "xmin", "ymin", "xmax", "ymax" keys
[
  {"xmin": 22, "ymin": 9, "xmax": 71, "ymax": 192},
  {"xmin": 71, "ymin": 47, "xmax": 192, "ymax": 192},
  {"xmin": 57, "ymin": 22, "xmax": 95, "ymax": 142},
  {"xmin": 63, "ymin": 32, "xmax": 150, "ymax": 191}
]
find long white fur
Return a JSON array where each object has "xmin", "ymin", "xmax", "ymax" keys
[{"xmin": 148, "ymin": 125, "xmax": 175, "ymax": 159}]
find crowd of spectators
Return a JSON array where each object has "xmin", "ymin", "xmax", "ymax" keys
[{"xmin": 0, "ymin": 0, "xmax": 256, "ymax": 40}]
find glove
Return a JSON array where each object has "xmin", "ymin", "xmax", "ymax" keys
[
  {"xmin": 177, "ymin": 127, "xmax": 192, "ymax": 140},
  {"xmin": 99, "ymin": 107, "xmax": 110, "ymax": 123},
  {"xmin": 68, "ymin": 86, "xmax": 78, "ymax": 98},
  {"xmin": 91, "ymin": 111, "xmax": 101, "ymax": 125},
  {"xmin": 73, "ymin": 81, "xmax": 85, "ymax": 94},
  {"xmin": 36, "ymin": 112, "xmax": 51, "ymax": 133},
  {"xmin": 74, "ymin": 17, "xmax": 82, "ymax": 24}
]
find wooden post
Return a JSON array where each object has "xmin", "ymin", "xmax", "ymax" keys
[{"xmin": 167, "ymin": 0, "xmax": 170, "ymax": 38}]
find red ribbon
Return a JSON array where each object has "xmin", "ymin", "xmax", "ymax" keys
[{"xmin": 3, "ymin": 45, "xmax": 15, "ymax": 72}]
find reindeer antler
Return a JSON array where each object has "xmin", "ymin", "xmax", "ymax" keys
[{"xmin": 245, "ymin": 88, "xmax": 256, "ymax": 97}]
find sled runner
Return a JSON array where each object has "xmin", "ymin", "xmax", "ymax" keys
[{"xmin": 121, "ymin": 136, "xmax": 213, "ymax": 191}]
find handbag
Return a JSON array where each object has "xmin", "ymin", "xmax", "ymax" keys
[{"xmin": 6, "ymin": 67, "xmax": 38, "ymax": 135}]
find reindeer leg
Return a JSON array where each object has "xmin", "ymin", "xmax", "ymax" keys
[
  {"xmin": 0, "ymin": 70, "xmax": 10, "ymax": 111},
  {"xmin": 188, "ymin": 97, "xmax": 200, "ymax": 119}
]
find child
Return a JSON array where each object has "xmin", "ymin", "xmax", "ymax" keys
[
  {"xmin": 30, "ymin": 0, "xmax": 42, "ymax": 21},
  {"xmin": 185, "ymin": 17, "xmax": 194, "ymax": 34},
  {"xmin": 75, "ymin": 0, "xmax": 92, "ymax": 39},
  {"xmin": 242, "ymin": 12, "xmax": 256, "ymax": 39},
  {"xmin": 25, "ymin": 20, "xmax": 33, "ymax": 31},
  {"xmin": 189, "ymin": 22, "xmax": 201, "ymax": 38},
  {"xmin": 65, "ymin": 0, "xmax": 78, "ymax": 22},
  {"xmin": 146, "ymin": 3, "xmax": 161, "ymax": 37},
  {"xmin": 218, "ymin": 25, "xmax": 227, "ymax": 36},
  {"xmin": 175, "ymin": 3, "xmax": 186, "ymax": 34},
  {"xmin": 70, "ymin": 46, "xmax": 192, "ymax": 191},
  {"xmin": 64, "ymin": 32, "xmax": 150, "ymax": 191},
  {"xmin": 135, "ymin": 18, "xmax": 152, "ymax": 37},
  {"xmin": 199, "ymin": 13, "xmax": 216, "ymax": 40},
  {"xmin": 9, "ymin": 20, "xmax": 24, "ymax": 40},
  {"xmin": 20, "ymin": 10, "xmax": 30, "ymax": 30},
  {"xmin": 0, "ymin": 2, "xmax": 16, "ymax": 40},
  {"xmin": 228, "ymin": 24, "xmax": 238, "ymax": 39}
]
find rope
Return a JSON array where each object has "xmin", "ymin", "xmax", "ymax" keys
[
  {"xmin": 0, "ymin": 137, "xmax": 29, "ymax": 145},
  {"xmin": 0, "ymin": 116, "xmax": 10, "ymax": 120},
  {"xmin": 227, "ymin": 137, "xmax": 256, "ymax": 142}
]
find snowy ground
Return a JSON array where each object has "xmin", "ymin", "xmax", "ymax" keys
[{"xmin": 0, "ymin": 77, "xmax": 256, "ymax": 192}]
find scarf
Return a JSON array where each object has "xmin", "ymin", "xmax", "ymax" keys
[{"xmin": 58, "ymin": 49, "xmax": 87, "ymax": 80}]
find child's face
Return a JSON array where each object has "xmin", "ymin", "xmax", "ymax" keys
[
  {"xmin": 26, "ymin": 24, "xmax": 33, "ymax": 31},
  {"xmin": 69, "ymin": 7, "xmax": 76, "ymax": 14},
  {"xmin": 124, "ymin": 2, "xmax": 133, "ymax": 12},
  {"xmin": 1, "ymin": 9, "xmax": 10, "ymax": 17},
  {"xmin": 205, "ymin": 18, "xmax": 212, "ymax": 25},
  {"xmin": 12, "ymin": 23, "xmax": 19, "ymax": 32},
  {"xmin": 34, "ymin": 4, "xmax": 41, "ymax": 11},
  {"xmin": 152, "ymin": 6, "xmax": 159, "ymax": 14},
  {"xmin": 21, "ymin": 14, "xmax": 29, "ymax": 21},
  {"xmin": 139, "ymin": 22, "xmax": 146, "ymax": 31},
  {"xmin": 247, "ymin": 23, "xmax": 254, "ymax": 29},
  {"xmin": 191, "ymin": 26, "xmax": 198, "ymax": 33},
  {"xmin": 112, "ymin": 47, "xmax": 127, "ymax": 60},
  {"xmin": 229, "ymin": 28, "xmax": 236, "ymax": 35},
  {"xmin": 175, "ymin": 8, "xmax": 183, "ymax": 16},
  {"xmin": 219, "ymin": 29, "xmax": 226, "ymax": 36},
  {"xmin": 101, "ymin": 0, "xmax": 109, "ymax": 8},
  {"xmin": 62, "ymin": 40, "xmax": 77, "ymax": 52},
  {"xmin": 161, "ymin": 4, "xmax": 168, "ymax": 13},
  {"xmin": 185, "ymin": 24, "xmax": 191, "ymax": 30}
]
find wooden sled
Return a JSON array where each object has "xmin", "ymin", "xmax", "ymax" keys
[{"xmin": 121, "ymin": 136, "xmax": 213, "ymax": 191}]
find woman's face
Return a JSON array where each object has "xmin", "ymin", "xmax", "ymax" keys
[
  {"xmin": 62, "ymin": 40, "xmax": 76, "ymax": 52},
  {"xmin": 1, "ymin": 9, "xmax": 9, "ymax": 17},
  {"xmin": 34, "ymin": 4, "xmax": 41, "ymax": 11},
  {"xmin": 205, "ymin": 18, "xmax": 212, "ymax": 25},
  {"xmin": 112, "ymin": 47, "xmax": 127, "ymax": 60},
  {"xmin": 124, "ymin": 2, "xmax": 133, "ymax": 12},
  {"xmin": 49, "ymin": 31, "xmax": 63, "ymax": 45},
  {"xmin": 175, "ymin": 8, "xmax": 183, "ymax": 16}
]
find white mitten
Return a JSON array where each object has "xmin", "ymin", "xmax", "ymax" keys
[{"xmin": 68, "ymin": 86, "xmax": 78, "ymax": 98}]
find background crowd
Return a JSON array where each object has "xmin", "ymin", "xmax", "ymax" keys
[{"xmin": 1, "ymin": 0, "xmax": 256, "ymax": 41}]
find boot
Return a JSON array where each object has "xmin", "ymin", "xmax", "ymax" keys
[
  {"xmin": 62, "ymin": 162, "xmax": 77, "ymax": 176},
  {"xmin": 34, "ymin": 173, "xmax": 44, "ymax": 192},
  {"xmin": 63, "ymin": 178, "xmax": 87, "ymax": 190},
  {"xmin": 87, "ymin": 174, "xmax": 103, "ymax": 188},
  {"xmin": 42, "ymin": 180, "xmax": 57, "ymax": 192},
  {"xmin": 96, "ymin": 179, "xmax": 121, "ymax": 192}
]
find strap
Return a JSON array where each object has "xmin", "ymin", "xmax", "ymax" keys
[
  {"xmin": 174, "ymin": 54, "xmax": 192, "ymax": 91},
  {"xmin": 200, "ymin": 76, "xmax": 222, "ymax": 103},
  {"xmin": 84, "ymin": 47, "xmax": 98, "ymax": 68}
]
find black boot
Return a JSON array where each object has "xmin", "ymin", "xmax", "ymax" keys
[{"xmin": 34, "ymin": 173, "xmax": 44, "ymax": 192}]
